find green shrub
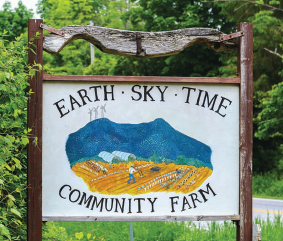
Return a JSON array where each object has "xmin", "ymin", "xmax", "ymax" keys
[
  {"xmin": 253, "ymin": 172, "xmax": 283, "ymax": 199},
  {"xmin": 0, "ymin": 30, "xmax": 40, "ymax": 240},
  {"xmin": 42, "ymin": 222, "xmax": 71, "ymax": 241}
]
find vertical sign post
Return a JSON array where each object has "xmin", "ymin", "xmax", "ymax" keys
[
  {"xmin": 27, "ymin": 19, "xmax": 43, "ymax": 241},
  {"xmin": 238, "ymin": 22, "xmax": 253, "ymax": 241}
]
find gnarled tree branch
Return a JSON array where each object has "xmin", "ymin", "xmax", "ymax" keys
[
  {"xmin": 264, "ymin": 48, "xmax": 283, "ymax": 59},
  {"xmin": 43, "ymin": 26, "xmax": 237, "ymax": 58}
]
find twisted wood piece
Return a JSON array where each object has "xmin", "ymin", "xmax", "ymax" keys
[{"xmin": 43, "ymin": 26, "xmax": 236, "ymax": 57}]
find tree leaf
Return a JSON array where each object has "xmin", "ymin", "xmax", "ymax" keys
[
  {"xmin": 75, "ymin": 232, "xmax": 84, "ymax": 240},
  {"xmin": 10, "ymin": 208, "xmax": 22, "ymax": 218},
  {"xmin": 0, "ymin": 224, "xmax": 11, "ymax": 239}
]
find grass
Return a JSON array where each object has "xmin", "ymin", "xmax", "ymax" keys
[
  {"xmin": 42, "ymin": 216, "xmax": 283, "ymax": 240},
  {"xmin": 43, "ymin": 221, "xmax": 237, "ymax": 240}
]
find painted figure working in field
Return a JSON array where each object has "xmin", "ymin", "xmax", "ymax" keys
[
  {"xmin": 93, "ymin": 106, "xmax": 99, "ymax": 119},
  {"xmin": 101, "ymin": 104, "xmax": 106, "ymax": 118},
  {"xmin": 88, "ymin": 107, "xmax": 94, "ymax": 121},
  {"xmin": 128, "ymin": 164, "xmax": 136, "ymax": 184}
]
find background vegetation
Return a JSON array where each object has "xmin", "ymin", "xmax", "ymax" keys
[
  {"xmin": 42, "ymin": 218, "xmax": 282, "ymax": 240},
  {"xmin": 0, "ymin": 0, "xmax": 282, "ymax": 240}
]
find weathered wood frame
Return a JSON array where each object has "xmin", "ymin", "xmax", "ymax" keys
[{"xmin": 28, "ymin": 20, "xmax": 253, "ymax": 241}]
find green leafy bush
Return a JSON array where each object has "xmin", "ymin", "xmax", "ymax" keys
[
  {"xmin": 253, "ymin": 172, "xmax": 283, "ymax": 199},
  {"xmin": 0, "ymin": 30, "xmax": 40, "ymax": 240},
  {"xmin": 42, "ymin": 222, "xmax": 71, "ymax": 241}
]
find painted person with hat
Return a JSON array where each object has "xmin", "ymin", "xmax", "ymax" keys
[{"xmin": 128, "ymin": 164, "xmax": 137, "ymax": 184}]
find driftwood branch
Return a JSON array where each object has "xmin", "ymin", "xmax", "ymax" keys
[
  {"xmin": 43, "ymin": 26, "xmax": 237, "ymax": 58},
  {"xmin": 264, "ymin": 48, "xmax": 283, "ymax": 59}
]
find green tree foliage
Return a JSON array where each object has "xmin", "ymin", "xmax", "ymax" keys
[
  {"xmin": 83, "ymin": 50, "xmax": 118, "ymax": 75},
  {"xmin": 206, "ymin": 0, "xmax": 283, "ymax": 174},
  {"xmin": 113, "ymin": 0, "xmax": 235, "ymax": 77},
  {"xmin": 0, "ymin": 1, "xmax": 33, "ymax": 41},
  {"xmin": 255, "ymin": 82, "xmax": 283, "ymax": 175},
  {"xmin": 37, "ymin": 0, "xmax": 130, "ymax": 75},
  {"xmin": 210, "ymin": 0, "xmax": 283, "ymax": 87},
  {"xmin": 37, "ymin": 0, "xmax": 103, "ymax": 74},
  {"xmin": 0, "ymin": 31, "xmax": 40, "ymax": 240}
]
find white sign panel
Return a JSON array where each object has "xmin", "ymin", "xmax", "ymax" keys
[{"xmin": 42, "ymin": 81, "xmax": 239, "ymax": 219}]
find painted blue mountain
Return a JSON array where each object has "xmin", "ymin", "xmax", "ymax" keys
[{"xmin": 65, "ymin": 118, "xmax": 212, "ymax": 167}]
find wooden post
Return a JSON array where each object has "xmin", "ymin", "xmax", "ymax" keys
[
  {"xmin": 237, "ymin": 22, "xmax": 253, "ymax": 241},
  {"xmin": 27, "ymin": 19, "xmax": 43, "ymax": 241},
  {"xmin": 252, "ymin": 224, "xmax": 261, "ymax": 241}
]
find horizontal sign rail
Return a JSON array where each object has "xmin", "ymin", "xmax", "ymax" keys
[
  {"xmin": 43, "ymin": 73, "xmax": 241, "ymax": 84},
  {"xmin": 43, "ymin": 215, "xmax": 240, "ymax": 222}
]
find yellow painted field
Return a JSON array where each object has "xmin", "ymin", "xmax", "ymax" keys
[{"xmin": 72, "ymin": 160, "xmax": 212, "ymax": 195}]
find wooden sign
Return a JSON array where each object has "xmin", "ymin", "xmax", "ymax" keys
[
  {"xmin": 42, "ymin": 81, "xmax": 239, "ymax": 220},
  {"xmin": 28, "ymin": 20, "xmax": 253, "ymax": 240}
]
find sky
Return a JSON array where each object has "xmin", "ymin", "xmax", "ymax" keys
[{"xmin": 0, "ymin": 0, "xmax": 40, "ymax": 18}]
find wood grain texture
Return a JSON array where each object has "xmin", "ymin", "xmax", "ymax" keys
[
  {"xmin": 43, "ymin": 26, "xmax": 237, "ymax": 57},
  {"xmin": 43, "ymin": 73, "xmax": 241, "ymax": 84},
  {"xmin": 237, "ymin": 23, "xmax": 253, "ymax": 241},
  {"xmin": 27, "ymin": 19, "xmax": 43, "ymax": 241}
]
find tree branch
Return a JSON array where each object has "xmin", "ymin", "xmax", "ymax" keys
[
  {"xmin": 264, "ymin": 48, "xmax": 283, "ymax": 59},
  {"xmin": 202, "ymin": 0, "xmax": 283, "ymax": 12}
]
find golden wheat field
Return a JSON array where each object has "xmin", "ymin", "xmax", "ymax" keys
[{"xmin": 72, "ymin": 160, "xmax": 213, "ymax": 195}]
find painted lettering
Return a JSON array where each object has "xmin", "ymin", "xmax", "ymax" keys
[
  {"xmin": 215, "ymin": 96, "xmax": 232, "ymax": 117},
  {"xmin": 53, "ymin": 99, "xmax": 70, "ymax": 118},
  {"xmin": 89, "ymin": 86, "xmax": 102, "ymax": 101},
  {"xmin": 182, "ymin": 87, "xmax": 196, "ymax": 103},
  {"xmin": 156, "ymin": 86, "xmax": 168, "ymax": 102}
]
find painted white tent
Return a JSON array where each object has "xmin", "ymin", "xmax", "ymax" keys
[
  {"xmin": 112, "ymin": 151, "xmax": 136, "ymax": 162},
  {"xmin": 98, "ymin": 151, "xmax": 120, "ymax": 163}
]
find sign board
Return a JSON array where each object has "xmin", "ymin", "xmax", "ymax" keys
[
  {"xmin": 42, "ymin": 81, "xmax": 239, "ymax": 220},
  {"xmin": 27, "ymin": 20, "xmax": 253, "ymax": 240}
]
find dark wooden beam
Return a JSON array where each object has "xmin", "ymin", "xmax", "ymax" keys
[
  {"xmin": 43, "ymin": 73, "xmax": 241, "ymax": 84},
  {"xmin": 27, "ymin": 19, "xmax": 43, "ymax": 241},
  {"xmin": 237, "ymin": 22, "xmax": 253, "ymax": 241}
]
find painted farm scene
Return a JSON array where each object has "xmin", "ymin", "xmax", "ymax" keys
[{"xmin": 66, "ymin": 118, "xmax": 213, "ymax": 195}]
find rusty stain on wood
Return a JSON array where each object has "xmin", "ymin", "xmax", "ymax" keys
[
  {"xmin": 220, "ymin": 31, "xmax": 244, "ymax": 41},
  {"xmin": 40, "ymin": 23, "xmax": 65, "ymax": 36},
  {"xmin": 43, "ymin": 26, "xmax": 237, "ymax": 57}
]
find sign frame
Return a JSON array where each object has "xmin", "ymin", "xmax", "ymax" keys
[{"xmin": 27, "ymin": 19, "xmax": 252, "ymax": 240}]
